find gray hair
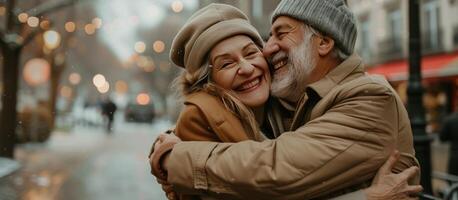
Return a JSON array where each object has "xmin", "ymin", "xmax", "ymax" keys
[{"xmin": 303, "ymin": 24, "xmax": 350, "ymax": 61}]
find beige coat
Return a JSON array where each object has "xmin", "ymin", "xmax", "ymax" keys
[
  {"xmin": 175, "ymin": 92, "xmax": 264, "ymax": 143},
  {"xmin": 174, "ymin": 92, "xmax": 265, "ymax": 200},
  {"xmin": 167, "ymin": 55, "xmax": 419, "ymax": 199}
]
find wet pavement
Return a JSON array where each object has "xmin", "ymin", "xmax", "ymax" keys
[{"xmin": 0, "ymin": 119, "xmax": 171, "ymax": 200}]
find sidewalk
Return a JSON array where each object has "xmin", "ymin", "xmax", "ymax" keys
[
  {"xmin": 0, "ymin": 158, "xmax": 20, "ymax": 179},
  {"xmin": 0, "ymin": 119, "xmax": 172, "ymax": 200}
]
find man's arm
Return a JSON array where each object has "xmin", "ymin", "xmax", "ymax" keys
[
  {"xmin": 164, "ymin": 84, "xmax": 418, "ymax": 198},
  {"xmin": 151, "ymin": 137, "xmax": 422, "ymax": 200}
]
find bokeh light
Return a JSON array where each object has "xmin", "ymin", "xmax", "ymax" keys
[
  {"xmin": 43, "ymin": 30, "xmax": 61, "ymax": 50},
  {"xmin": 97, "ymin": 81, "xmax": 110, "ymax": 94},
  {"xmin": 92, "ymin": 17, "xmax": 103, "ymax": 29},
  {"xmin": 65, "ymin": 22, "xmax": 76, "ymax": 32},
  {"xmin": 171, "ymin": 1, "xmax": 184, "ymax": 13},
  {"xmin": 27, "ymin": 16, "xmax": 40, "ymax": 27},
  {"xmin": 92, "ymin": 74, "xmax": 106, "ymax": 88},
  {"xmin": 134, "ymin": 41, "xmax": 146, "ymax": 53},
  {"xmin": 40, "ymin": 20, "xmax": 50, "ymax": 30},
  {"xmin": 69, "ymin": 73, "xmax": 81, "ymax": 85},
  {"xmin": 23, "ymin": 58, "xmax": 51, "ymax": 86},
  {"xmin": 153, "ymin": 40, "xmax": 165, "ymax": 53},
  {"xmin": 136, "ymin": 93, "xmax": 150, "ymax": 105},
  {"xmin": 18, "ymin": 13, "xmax": 28, "ymax": 23},
  {"xmin": 60, "ymin": 86, "xmax": 73, "ymax": 98},
  {"xmin": 85, "ymin": 24, "xmax": 96, "ymax": 35}
]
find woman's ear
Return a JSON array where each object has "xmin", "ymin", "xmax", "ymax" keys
[{"xmin": 316, "ymin": 36, "xmax": 335, "ymax": 56}]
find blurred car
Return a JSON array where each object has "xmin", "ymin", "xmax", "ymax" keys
[{"xmin": 124, "ymin": 103, "xmax": 155, "ymax": 123}]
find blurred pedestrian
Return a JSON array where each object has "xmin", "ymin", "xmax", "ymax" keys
[
  {"xmin": 440, "ymin": 108, "xmax": 458, "ymax": 176},
  {"xmin": 101, "ymin": 98, "xmax": 117, "ymax": 133}
]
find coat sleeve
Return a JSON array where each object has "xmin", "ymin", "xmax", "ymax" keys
[
  {"xmin": 167, "ymin": 83, "xmax": 417, "ymax": 199},
  {"xmin": 330, "ymin": 190, "xmax": 367, "ymax": 200},
  {"xmin": 175, "ymin": 104, "xmax": 220, "ymax": 142}
]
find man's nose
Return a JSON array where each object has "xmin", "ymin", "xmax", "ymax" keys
[{"xmin": 263, "ymin": 38, "xmax": 280, "ymax": 59}]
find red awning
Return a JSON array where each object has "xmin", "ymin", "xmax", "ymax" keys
[{"xmin": 367, "ymin": 51, "xmax": 458, "ymax": 81}]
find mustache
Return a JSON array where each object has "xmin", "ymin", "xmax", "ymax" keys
[{"xmin": 269, "ymin": 51, "xmax": 288, "ymax": 65}]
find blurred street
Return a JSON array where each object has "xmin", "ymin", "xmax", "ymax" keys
[{"xmin": 0, "ymin": 116, "xmax": 170, "ymax": 200}]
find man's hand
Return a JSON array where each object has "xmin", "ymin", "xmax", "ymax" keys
[{"xmin": 364, "ymin": 151, "xmax": 423, "ymax": 200}]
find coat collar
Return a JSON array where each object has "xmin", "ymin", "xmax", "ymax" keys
[
  {"xmin": 307, "ymin": 54, "xmax": 364, "ymax": 99},
  {"xmin": 287, "ymin": 54, "xmax": 365, "ymax": 131}
]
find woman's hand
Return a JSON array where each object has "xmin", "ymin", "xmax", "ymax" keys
[
  {"xmin": 157, "ymin": 178, "xmax": 179, "ymax": 200},
  {"xmin": 149, "ymin": 133, "xmax": 182, "ymax": 180}
]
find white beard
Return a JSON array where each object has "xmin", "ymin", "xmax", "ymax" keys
[{"xmin": 271, "ymin": 33, "xmax": 317, "ymax": 101}]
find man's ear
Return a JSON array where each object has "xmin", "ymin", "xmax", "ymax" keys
[{"xmin": 317, "ymin": 36, "xmax": 335, "ymax": 56}]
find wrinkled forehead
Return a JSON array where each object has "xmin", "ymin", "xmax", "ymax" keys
[
  {"xmin": 209, "ymin": 35, "xmax": 258, "ymax": 59},
  {"xmin": 271, "ymin": 16, "xmax": 303, "ymax": 30}
]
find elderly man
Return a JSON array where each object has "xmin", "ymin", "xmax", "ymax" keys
[{"xmin": 151, "ymin": 0, "xmax": 421, "ymax": 199}]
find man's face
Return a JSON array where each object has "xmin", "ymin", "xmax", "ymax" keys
[{"xmin": 264, "ymin": 16, "xmax": 318, "ymax": 100}]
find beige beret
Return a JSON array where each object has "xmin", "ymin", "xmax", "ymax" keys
[{"xmin": 170, "ymin": 3, "xmax": 264, "ymax": 73}]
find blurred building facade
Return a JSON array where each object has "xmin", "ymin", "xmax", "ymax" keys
[
  {"xmin": 199, "ymin": 0, "xmax": 281, "ymax": 39},
  {"xmin": 349, "ymin": 0, "xmax": 458, "ymax": 133}
]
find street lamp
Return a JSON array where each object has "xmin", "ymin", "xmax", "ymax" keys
[
  {"xmin": 408, "ymin": 0, "xmax": 432, "ymax": 195},
  {"xmin": 43, "ymin": 30, "xmax": 61, "ymax": 50}
]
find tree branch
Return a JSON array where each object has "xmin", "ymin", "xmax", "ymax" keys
[
  {"xmin": 22, "ymin": 29, "xmax": 41, "ymax": 46},
  {"xmin": 6, "ymin": 0, "xmax": 17, "ymax": 31},
  {"xmin": 14, "ymin": 0, "xmax": 85, "ymax": 18}
]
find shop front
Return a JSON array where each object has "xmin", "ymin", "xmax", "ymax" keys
[{"xmin": 367, "ymin": 51, "xmax": 458, "ymax": 134}]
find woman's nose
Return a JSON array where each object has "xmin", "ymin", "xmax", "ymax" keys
[{"xmin": 237, "ymin": 60, "xmax": 255, "ymax": 75}]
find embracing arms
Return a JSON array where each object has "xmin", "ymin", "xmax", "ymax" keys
[{"xmin": 151, "ymin": 82, "xmax": 419, "ymax": 199}]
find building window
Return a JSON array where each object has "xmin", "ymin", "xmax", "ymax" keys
[
  {"xmin": 388, "ymin": 8, "xmax": 402, "ymax": 45},
  {"xmin": 252, "ymin": 0, "xmax": 263, "ymax": 18},
  {"xmin": 378, "ymin": 8, "xmax": 404, "ymax": 61},
  {"xmin": 360, "ymin": 20, "xmax": 371, "ymax": 60},
  {"xmin": 453, "ymin": 26, "xmax": 458, "ymax": 47},
  {"xmin": 422, "ymin": 0, "xmax": 441, "ymax": 52}
]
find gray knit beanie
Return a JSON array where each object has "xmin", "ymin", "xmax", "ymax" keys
[{"xmin": 272, "ymin": 0, "xmax": 357, "ymax": 55}]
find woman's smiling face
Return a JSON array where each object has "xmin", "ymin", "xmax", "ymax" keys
[{"xmin": 209, "ymin": 35, "xmax": 271, "ymax": 108}]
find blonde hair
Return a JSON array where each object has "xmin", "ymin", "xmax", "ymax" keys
[{"xmin": 172, "ymin": 60, "xmax": 260, "ymax": 138}]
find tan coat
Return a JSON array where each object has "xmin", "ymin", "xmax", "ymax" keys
[
  {"xmin": 174, "ymin": 92, "xmax": 264, "ymax": 200},
  {"xmin": 175, "ymin": 91, "xmax": 263, "ymax": 142},
  {"xmin": 174, "ymin": 91, "xmax": 369, "ymax": 199},
  {"xmin": 166, "ymin": 54, "xmax": 419, "ymax": 199}
]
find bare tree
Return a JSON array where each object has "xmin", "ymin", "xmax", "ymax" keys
[{"xmin": 0, "ymin": 0, "xmax": 81, "ymax": 158}]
